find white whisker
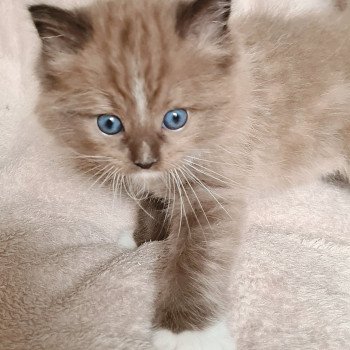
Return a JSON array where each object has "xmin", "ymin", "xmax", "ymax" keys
[
  {"xmin": 181, "ymin": 164, "xmax": 232, "ymax": 219},
  {"xmin": 178, "ymin": 166, "xmax": 212, "ymax": 234},
  {"xmin": 184, "ymin": 161, "xmax": 232, "ymax": 186},
  {"xmin": 122, "ymin": 177, "xmax": 154, "ymax": 219},
  {"xmin": 158, "ymin": 173, "xmax": 172, "ymax": 236},
  {"xmin": 170, "ymin": 171, "xmax": 184, "ymax": 240},
  {"xmin": 174, "ymin": 170, "xmax": 191, "ymax": 237},
  {"xmin": 166, "ymin": 171, "xmax": 177, "ymax": 235},
  {"xmin": 88, "ymin": 164, "xmax": 115, "ymax": 191}
]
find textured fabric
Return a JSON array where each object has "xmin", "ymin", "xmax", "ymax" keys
[{"xmin": 0, "ymin": 1, "xmax": 349, "ymax": 349}]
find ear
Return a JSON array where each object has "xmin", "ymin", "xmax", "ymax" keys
[
  {"xmin": 29, "ymin": 5, "xmax": 93, "ymax": 54},
  {"xmin": 176, "ymin": 0, "xmax": 232, "ymax": 42}
]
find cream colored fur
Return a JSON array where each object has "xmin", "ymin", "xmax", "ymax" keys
[{"xmin": 233, "ymin": 0, "xmax": 343, "ymax": 15}]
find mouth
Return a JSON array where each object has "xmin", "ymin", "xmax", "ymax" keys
[
  {"xmin": 126, "ymin": 170, "xmax": 165, "ymax": 196},
  {"xmin": 130, "ymin": 169, "xmax": 163, "ymax": 182}
]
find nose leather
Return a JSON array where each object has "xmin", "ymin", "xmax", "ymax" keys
[{"xmin": 135, "ymin": 160, "xmax": 157, "ymax": 169}]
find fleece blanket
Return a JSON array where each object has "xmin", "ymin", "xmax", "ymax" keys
[{"xmin": 0, "ymin": 1, "xmax": 349, "ymax": 349}]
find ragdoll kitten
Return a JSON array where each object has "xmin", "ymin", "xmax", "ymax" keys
[{"xmin": 29, "ymin": 0, "xmax": 350, "ymax": 348}]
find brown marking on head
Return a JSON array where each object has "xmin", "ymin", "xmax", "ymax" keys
[{"xmin": 29, "ymin": 0, "xmax": 244, "ymax": 186}]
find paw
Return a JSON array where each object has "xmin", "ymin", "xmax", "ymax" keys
[
  {"xmin": 152, "ymin": 321, "xmax": 235, "ymax": 350},
  {"xmin": 117, "ymin": 229, "xmax": 137, "ymax": 250}
]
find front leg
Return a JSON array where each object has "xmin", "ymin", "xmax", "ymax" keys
[
  {"xmin": 133, "ymin": 196, "xmax": 169, "ymax": 246},
  {"xmin": 153, "ymin": 188, "xmax": 244, "ymax": 350},
  {"xmin": 118, "ymin": 197, "xmax": 169, "ymax": 250}
]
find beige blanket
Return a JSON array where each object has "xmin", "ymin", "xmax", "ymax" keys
[{"xmin": 1, "ymin": 1, "xmax": 349, "ymax": 349}]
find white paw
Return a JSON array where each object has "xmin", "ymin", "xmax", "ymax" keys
[
  {"xmin": 152, "ymin": 321, "xmax": 235, "ymax": 350},
  {"xmin": 117, "ymin": 229, "xmax": 137, "ymax": 250}
]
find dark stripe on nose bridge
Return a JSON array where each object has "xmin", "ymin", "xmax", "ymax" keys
[{"xmin": 129, "ymin": 136, "xmax": 161, "ymax": 167}]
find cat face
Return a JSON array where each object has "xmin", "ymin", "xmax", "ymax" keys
[{"xmin": 30, "ymin": 0, "xmax": 241, "ymax": 186}]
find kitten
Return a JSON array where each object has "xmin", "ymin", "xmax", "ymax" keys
[{"xmin": 29, "ymin": 0, "xmax": 350, "ymax": 349}]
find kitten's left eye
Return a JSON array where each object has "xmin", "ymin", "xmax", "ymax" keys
[
  {"xmin": 97, "ymin": 114, "xmax": 123, "ymax": 135},
  {"xmin": 163, "ymin": 109, "xmax": 188, "ymax": 131}
]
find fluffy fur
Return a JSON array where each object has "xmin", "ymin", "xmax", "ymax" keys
[
  {"xmin": 29, "ymin": 0, "xmax": 350, "ymax": 347},
  {"xmin": 233, "ymin": 0, "xmax": 347, "ymax": 15}
]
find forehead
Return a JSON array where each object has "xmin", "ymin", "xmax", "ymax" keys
[{"xmin": 71, "ymin": 0, "xmax": 223, "ymax": 116}]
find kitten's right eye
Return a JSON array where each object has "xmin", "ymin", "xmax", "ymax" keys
[{"xmin": 97, "ymin": 114, "xmax": 124, "ymax": 135}]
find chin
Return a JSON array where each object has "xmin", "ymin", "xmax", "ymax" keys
[{"xmin": 129, "ymin": 170, "xmax": 164, "ymax": 186}]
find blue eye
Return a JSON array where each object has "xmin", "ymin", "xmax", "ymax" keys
[
  {"xmin": 163, "ymin": 109, "xmax": 188, "ymax": 131},
  {"xmin": 97, "ymin": 114, "xmax": 123, "ymax": 135}
]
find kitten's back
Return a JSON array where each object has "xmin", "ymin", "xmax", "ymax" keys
[{"xmin": 236, "ymin": 11, "xmax": 350, "ymax": 190}]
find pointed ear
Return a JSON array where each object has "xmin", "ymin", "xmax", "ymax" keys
[
  {"xmin": 176, "ymin": 0, "xmax": 232, "ymax": 42},
  {"xmin": 29, "ymin": 5, "xmax": 93, "ymax": 54}
]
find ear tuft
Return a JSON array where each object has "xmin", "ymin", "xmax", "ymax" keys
[
  {"xmin": 176, "ymin": 0, "xmax": 231, "ymax": 41},
  {"xmin": 29, "ymin": 4, "xmax": 93, "ymax": 54}
]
